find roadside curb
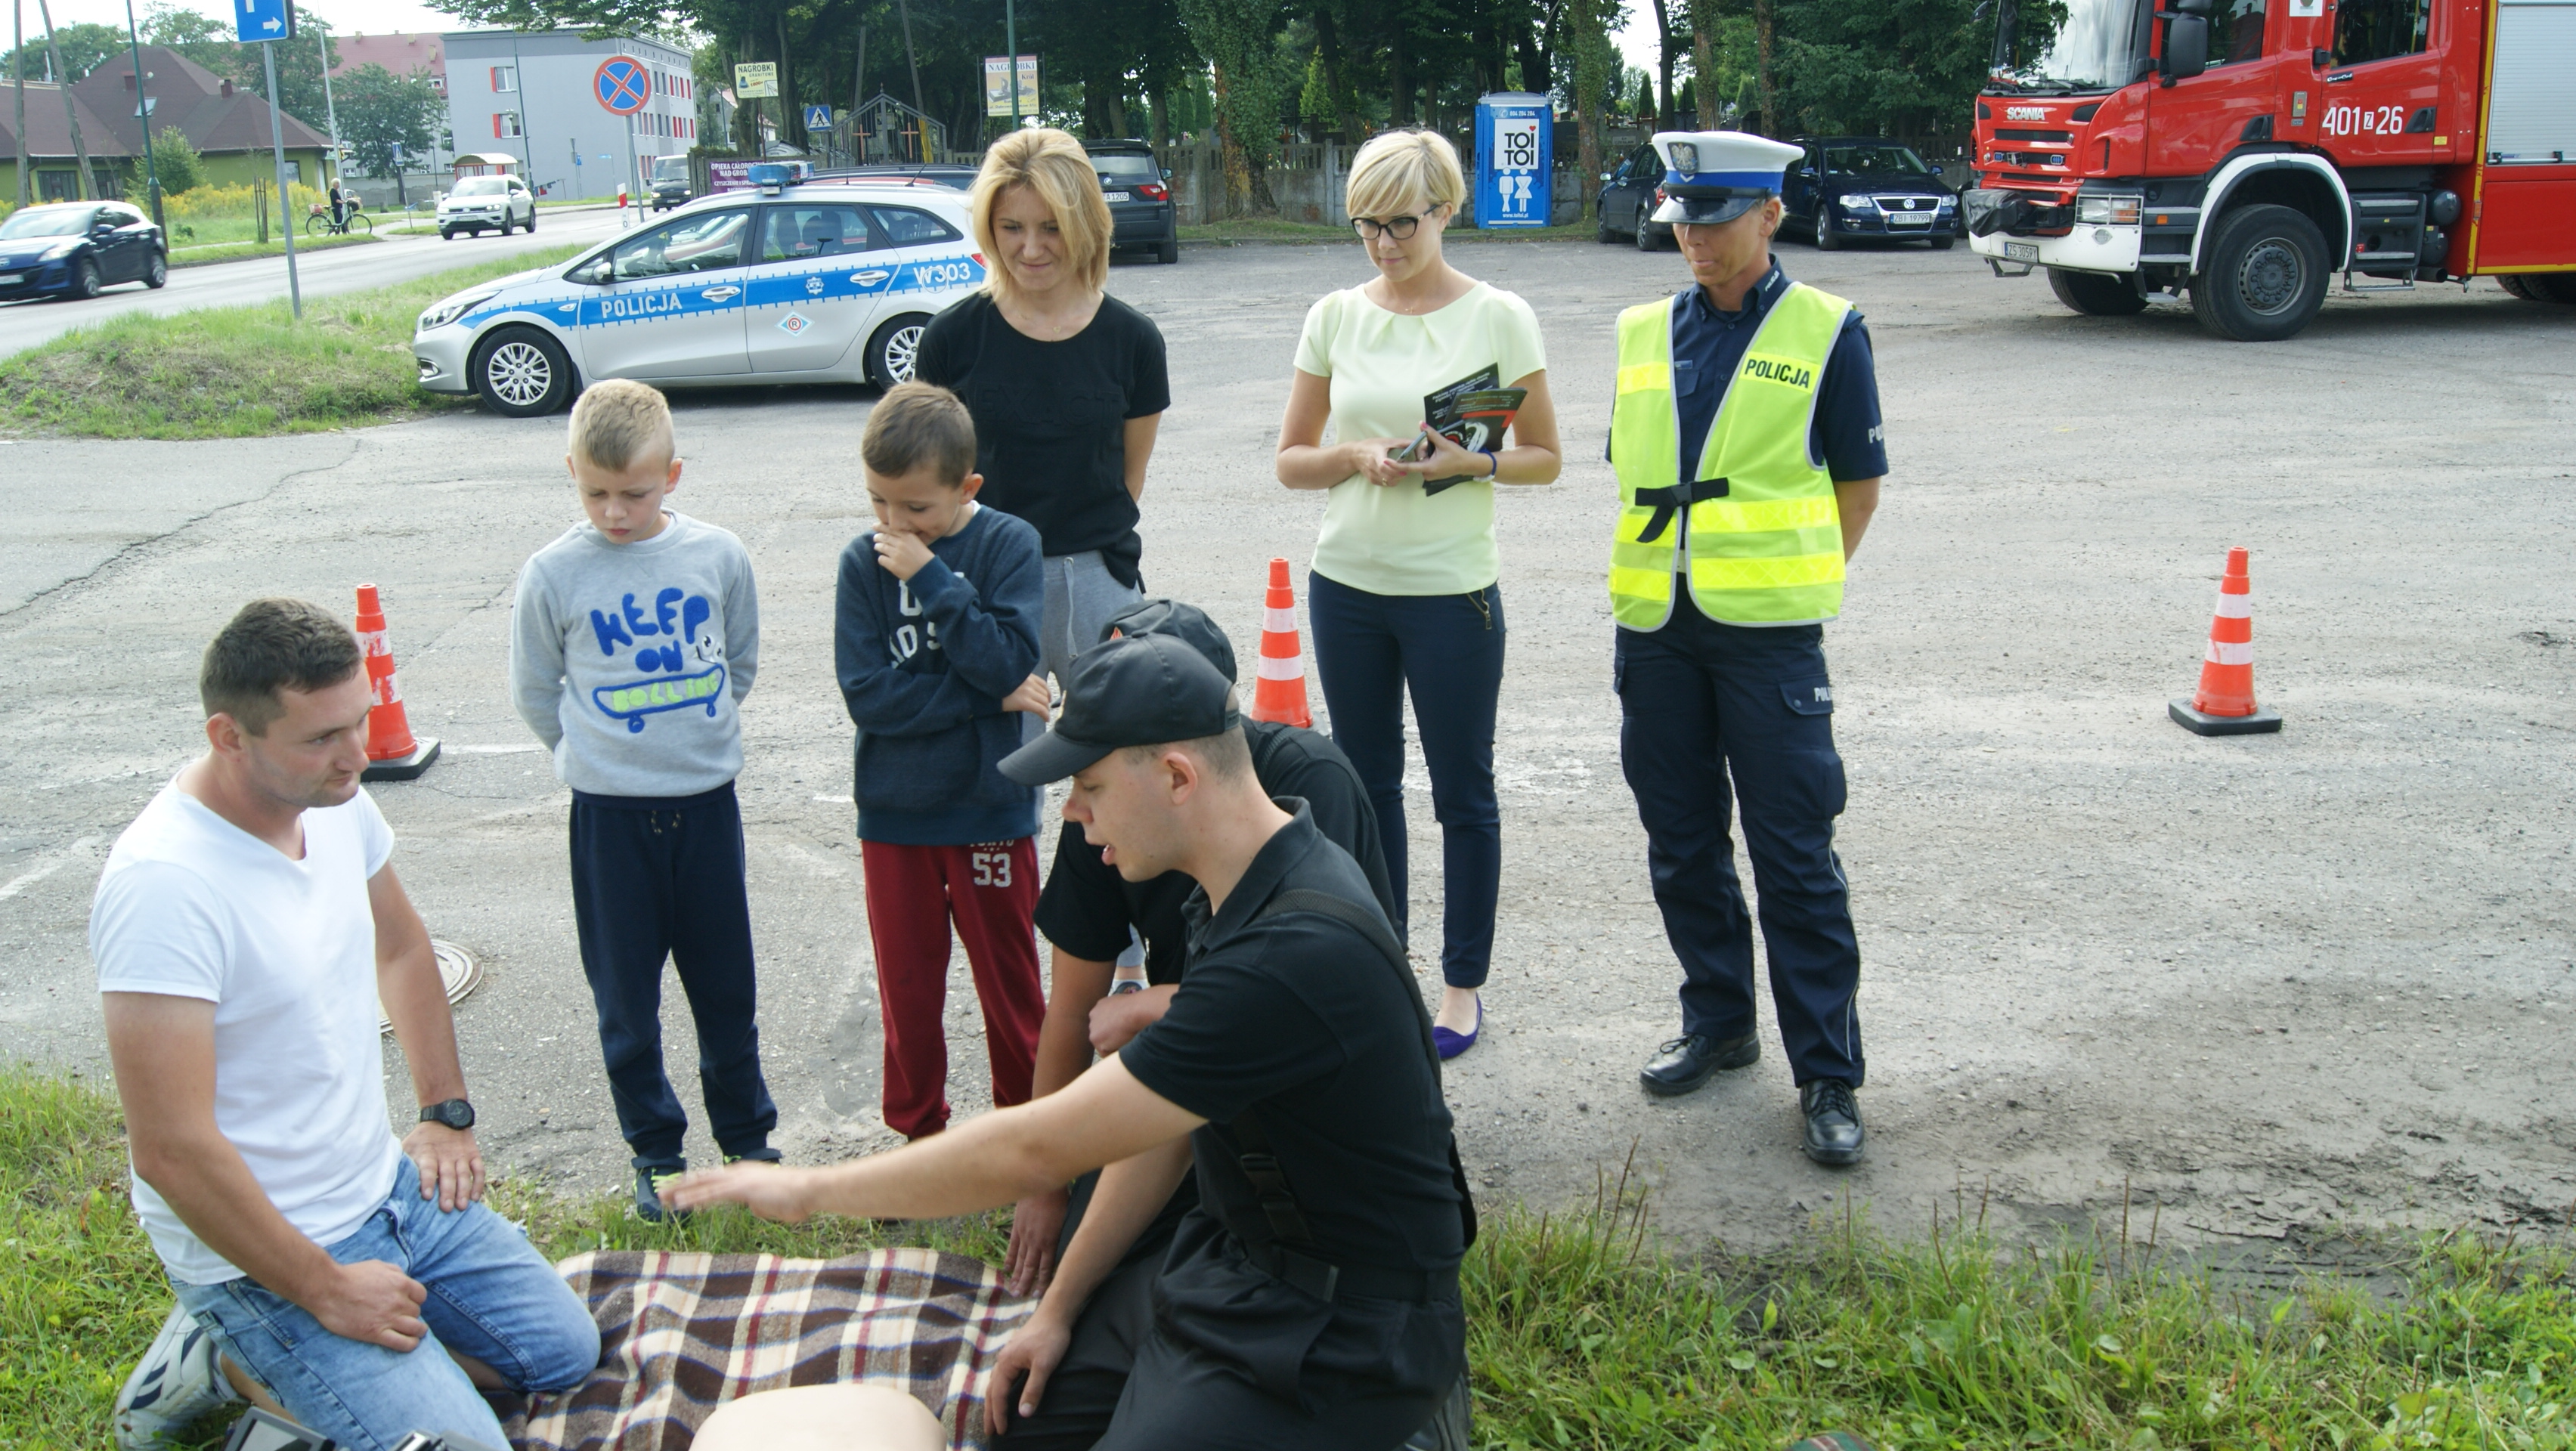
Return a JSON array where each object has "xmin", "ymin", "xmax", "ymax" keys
[{"xmin": 170, "ymin": 234, "xmax": 385, "ymax": 271}]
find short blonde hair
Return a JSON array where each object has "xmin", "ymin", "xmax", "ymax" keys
[
  {"xmin": 567, "ymin": 379, "xmax": 674, "ymax": 472},
  {"xmin": 1345, "ymin": 129, "xmax": 1466, "ymax": 222},
  {"xmin": 971, "ymin": 128, "xmax": 1112, "ymax": 302}
]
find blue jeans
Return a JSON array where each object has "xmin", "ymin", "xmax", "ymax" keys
[
  {"xmin": 1614, "ymin": 609, "xmax": 1863, "ymax": 1086},
  {"xmin": 174, "ymin": 1156, "xmax": 599, "ymax": 1451},
  {"xmin": 1305, "ymin": 571, "xmax": 1503, "ymax": 990}
]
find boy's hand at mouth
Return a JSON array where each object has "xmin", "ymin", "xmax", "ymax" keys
[{"xmin": 872, "ymin": 528, "xmax": 934, "ymax": 580}]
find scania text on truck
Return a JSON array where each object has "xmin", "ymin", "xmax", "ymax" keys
[{"xmin": 1965, "ymin": 0, "xmax": 2575, "ymax": 339}]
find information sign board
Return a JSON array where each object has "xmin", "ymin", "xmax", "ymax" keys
[
  {"xmin": 983, "ymin": 55, "xmax": 1039, "ymax": 117},
  {"xmin": 735, "ymin": 62, "xmax": 778, "ymax": 98},
  {"xmin": 1473, "ymin": 92, "xmax": 1553, "ymax": 230},
  {"xmin": 234, "ymin": 0, "xmax": 292, "ymax": 45}
]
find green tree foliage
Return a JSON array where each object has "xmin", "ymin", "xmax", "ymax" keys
[
  {"xmin": 128, "ymin": 4, "xmax": 342, "ymax": 133},
  {"xmin": 334, "ymin": 63, "xmax": 441, "ymax": 178},
  {"xmin": 2, "ymin": 21, "xmax": 125, "ymax": 82},
  {"xmin": 1177, "ymin": 0, "xmax": 1286, "ymax": 213},
  {"xmin": 136, "ymin": 128, "xmax": 204, "ymax": 193},
  {"xmin": 1770, "ymin": 0, "xmax": 1990, "ymax": 139}
]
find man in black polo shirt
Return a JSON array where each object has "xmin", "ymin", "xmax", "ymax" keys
[
  {"xmin": 668, "ymin": 635, "xmax": 1468, "ymax": 1449},
  {"xmin": 1007, "ymin": 596, "xmax": 1396, "ymax": 1298}
]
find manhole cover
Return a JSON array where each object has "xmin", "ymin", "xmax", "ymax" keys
[{"xmin": 379, "ymin": 939, "xmax": 483, "ymax": 1035}]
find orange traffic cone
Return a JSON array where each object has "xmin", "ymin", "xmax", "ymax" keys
[
  {"xmin": 1248, "ymin": 558, "xmax": 1314, "ymax": 729},
  {"xmin": 2168, "ymin": 546, "xmax": 2282, "ymax": 736},
  {"xmin": 355, "ymin": 584, "xmax": 442, "ymax": 779}
]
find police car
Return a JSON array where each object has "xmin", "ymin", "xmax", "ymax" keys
[{"xmin": 412, "ymin": 168, "xmax": 987, "ymax": 417}]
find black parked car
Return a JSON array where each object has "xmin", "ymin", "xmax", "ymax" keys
[
  {"xmin": 1782, "ymin": 138, "xmax": 1959, "ymax": 250},
  {"xmin": 1595, "ymin": 141, "xmax": 1676, "ymax": 250},
  {"xmin": 0, "ymin": 200, "xmax": 168, "ymax": 302},
  {"xmin": 1084, "ymin": 139, "xmax": 1178, "ymax": 264}
]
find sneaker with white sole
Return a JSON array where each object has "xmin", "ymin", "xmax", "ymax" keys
[{"xmin": 115, "ymin": 1304, "xmax": 241, "ymax": 1449}]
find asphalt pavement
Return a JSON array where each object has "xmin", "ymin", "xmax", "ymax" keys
[
  {"xmin": 0, "ymin": 206, "xmax": 635, "ymax": 360},
  {"xmin": 2, "ymin": 239, "xmax": 2571, "ymax": 1248}
]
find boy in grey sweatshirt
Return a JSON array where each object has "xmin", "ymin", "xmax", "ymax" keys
[{"xmin": 509, "ymin": 379, "xmax": 778, "ymax": 1221}]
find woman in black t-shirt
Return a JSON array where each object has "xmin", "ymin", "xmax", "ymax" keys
[{"xmin": 915, "ymin": 128, "xmax": 1172, "ymax": 690}]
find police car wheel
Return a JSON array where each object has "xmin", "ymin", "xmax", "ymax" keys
[
  {"xmin": 867, "ymin": 315, "xmax": 927, "ymax": 388},
  {"xmin": 472, "ymin": 328, "xmax": 574, "ymax": 417}
]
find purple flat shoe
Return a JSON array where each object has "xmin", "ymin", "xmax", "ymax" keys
[{"xmin": 1432, "ymin": 999, "xmax": 1482, "ymax": 1060}]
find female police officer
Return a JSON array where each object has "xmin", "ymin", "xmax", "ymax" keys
[{"xmin": 1610, "ymin": 131, "xmax": 1886, "ymax": 1166}]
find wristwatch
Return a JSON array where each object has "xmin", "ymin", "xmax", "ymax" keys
[
  {"xmin": 418, "ymin": 1099, "xmax": 475, "ymax": 1130},
  {"xmin": 1107, "ymin": 979, "xmax": 1147, "ymax": 996}
]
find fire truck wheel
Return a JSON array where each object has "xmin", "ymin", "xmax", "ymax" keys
[
  {"xmin": 2191, "ymin": 203, "xmax": 2328, "ymax": 342},
  {"xmin": 2500, "ymin": 274, "xmax": 2576, "ymax": 304},
  {"xmin": 2047, "ymin": 266, "xmax": 2148, "ymax": 316}
]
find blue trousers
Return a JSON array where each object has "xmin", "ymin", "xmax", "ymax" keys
[
  {"xmin": 1305, "ymin": 571, "xmax": 1502, "ymax": 990},
  {"xmin": 568, "ymin": 782, "xmax": 778, "ymax": 1165},
  {"xmin": 1615, "ymin": 609, "xmax": 1863, "ymax": 1087},
  {"xmin": 175, "ymin": 1156, "xmax": 599, "ymax": 1451}
]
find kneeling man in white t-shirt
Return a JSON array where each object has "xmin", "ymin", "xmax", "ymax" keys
[{"xmin": 95, "ymin": 598, "xmax": 599, "ymax": 1449}]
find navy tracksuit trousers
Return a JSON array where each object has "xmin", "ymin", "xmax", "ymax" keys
[
  {"xmin": 568, "ymin": 782, "xmax": 778, "ymax": 1167},
  {"xmin": 1615, "ymin": 606, "xmax": 1864, "ymax": 1087}
]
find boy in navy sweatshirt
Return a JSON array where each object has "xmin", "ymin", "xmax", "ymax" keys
[
  {"xmin": 510, "ymin": 379, "xmax": 779, "ymax": 1220},
  {"xmin": 836, "ymin": 382, "xmax": 1051, "ymax": 1140}
]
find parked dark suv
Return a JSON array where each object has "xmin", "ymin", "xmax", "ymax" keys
[
  {"xmin": 0, "ymin": 201, "xmax": 168, "ymax": 300},
  {"xmin": 1782, "ymin": 138, "xmax": 1959, "ymax": 250},
  {"xmin": 1083, "ymin": 139, "xmax": 1178, "ymax": 264}
]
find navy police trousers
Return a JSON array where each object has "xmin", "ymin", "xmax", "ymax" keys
[{"xmin": 1615, "ymin": 608, "xmax": 1864, "ymax": 1087}]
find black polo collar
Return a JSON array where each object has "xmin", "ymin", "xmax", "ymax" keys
[
  {"xmin": 1181, "ymin": 797, "xmax": 1319, "ymax": 948},
  {"xmin": 1684, "ymin": 258, "xmax": 1791, "ymax": 326}
]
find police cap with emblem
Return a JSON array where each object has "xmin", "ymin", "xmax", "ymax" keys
[{"xmin": 1649, "ymin": 130, "xmax": 1805, "ymax": 226}]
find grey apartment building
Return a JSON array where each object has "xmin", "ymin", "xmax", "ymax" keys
[{"xmin": 442, "ymin": 29, "xmax": 696, "ymax": 200}]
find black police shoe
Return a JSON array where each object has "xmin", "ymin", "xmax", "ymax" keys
[
  {"xmin": 1639, "ymin": 1032, "xmax": 1760, "ymax": 1097},
  {"xmin": 1800, "ymin": 1079, "xmax": 1865, "ymax": 1165},
  {"xmin": 633, "ymin": 1160, "xmax": 689, "ymax": 1223}
]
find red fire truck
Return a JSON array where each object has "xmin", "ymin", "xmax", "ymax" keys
[{"xmin": 1964, "ymin": 0, "xmax": 2573, "ymax": 339}]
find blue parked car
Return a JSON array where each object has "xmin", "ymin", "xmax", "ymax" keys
[
  {"xmin": 1782, "ymin": 138, "xmax": 1960, "ymax": 250},
  {"xmin": 0, "ymin": 201, "xmax": 168, "ymax": 301}
]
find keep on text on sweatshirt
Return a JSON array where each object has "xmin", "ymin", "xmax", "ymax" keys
[
  {"xmin": 834, "ymin": 504, "xmax": 1042, "ymax": 846},
  {"xmin": 509, "ymin": 512, "xmax": 760, "ymax": 798}
]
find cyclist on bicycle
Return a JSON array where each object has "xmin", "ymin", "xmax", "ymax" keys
[{"xmin": 329, "ymin": 177, "xmax": 350, "ymax": 229}]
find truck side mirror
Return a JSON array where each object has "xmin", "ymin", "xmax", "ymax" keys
[{"xmin": 2160, "ymin": 11, "xmax": 2209, "ymax": 82}]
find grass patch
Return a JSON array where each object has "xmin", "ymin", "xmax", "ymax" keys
[
  {"xmin": 1181, "ymin": 218, "xmax": 1602, "ymax": 244},
  {"xmin": 0, "ymin": 246, "xmax": 583, "ymax": 439},
  {"xmin": 169, "ymin": 234, "xmax": 384, "ymax": 269},
  {"xmin": 6, "ymin": 1066, "xmax": 2573, "ymax": 1450}
]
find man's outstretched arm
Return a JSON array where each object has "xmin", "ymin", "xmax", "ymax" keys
[
  {"xmin": 103, "ymin": 992, "xmax": 435, "ymax": 1354},
  {"xmin": 665, "ymin": 1054, "xmax": 1203, "ymax": 1223}
]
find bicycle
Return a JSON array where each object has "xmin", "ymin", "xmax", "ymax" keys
[{"xmin": 305, "ymin": 204, "xmax": 374, "ymax": 237}]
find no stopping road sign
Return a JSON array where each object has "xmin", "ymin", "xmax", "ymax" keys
[{"xmin": 596, "ymin": 56, "xmax": 651, "ymax": 116}]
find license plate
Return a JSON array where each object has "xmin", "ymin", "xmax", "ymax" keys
[
  {"xmin": 0, "ymin": 274, "xmax": 19, "ymax": 286},
  {"xmin": 1888, "ymin": 212, "xmax": 1931, "ymax": 227},
  {"xmin": 2005, "ymin": 241, "xmax": 2039, "ymax": 262},
  {"xmin": 1104, "ymin": 190, "xmax": 1131, "ymax": 203}
]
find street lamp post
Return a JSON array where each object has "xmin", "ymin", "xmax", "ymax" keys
[
  {"xmin": 315, "ymin": 16, "xmax": 341, "ymax": 202},
  {"xmin": 121, "ymin": 0, "xmax": 161, "ymax": 230}
]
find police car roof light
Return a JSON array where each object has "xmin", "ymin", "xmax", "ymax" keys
[{"xmin": 748, "ymin": 163, "xmax": 791, "ymax": 195}]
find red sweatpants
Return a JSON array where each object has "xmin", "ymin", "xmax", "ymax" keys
[{"xmin": 859, "ymin": 837, "xmax": 1045, "ymax": 1140}]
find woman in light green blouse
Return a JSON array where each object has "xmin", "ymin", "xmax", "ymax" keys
[{"xmin": 1274, "ymin": 129, "xmax": 1562, "ymax": 1059}]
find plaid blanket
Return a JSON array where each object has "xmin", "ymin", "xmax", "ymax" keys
[{"xmin": 505, "ymin": 1248, "xmax": 1033, "ymax": 1451}]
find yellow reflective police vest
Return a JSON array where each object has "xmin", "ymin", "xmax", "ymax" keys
[{"xmin": 1608, "ymin": 282, "xmax": 1852, "ymax": 630}]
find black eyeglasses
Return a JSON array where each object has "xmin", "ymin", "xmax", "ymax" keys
[{"xmin": 1351, "ymin": 214, "xmax": 1426, "ymax": 240}]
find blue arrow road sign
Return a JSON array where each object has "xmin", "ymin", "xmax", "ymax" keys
[
  {"xmin": 804, "ymin": 104, "xmax": 833, "ymax": 130},
  {"xmin": 235, "ymin": 0, "xmax": 290, "ymax": 44}
]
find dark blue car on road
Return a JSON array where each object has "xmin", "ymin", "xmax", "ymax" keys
[{"xmin": 0, "ymin": 201, "xmax": 168, "ymax": 302}]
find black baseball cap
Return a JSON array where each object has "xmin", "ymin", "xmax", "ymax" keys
[
  {"xmin": 1100, "ymin": 596, "xmax": 1237, "ymax": 684},
  {"xmin": 999, "ymin": 633, "xmax": 1241, "ymax": 784}
]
